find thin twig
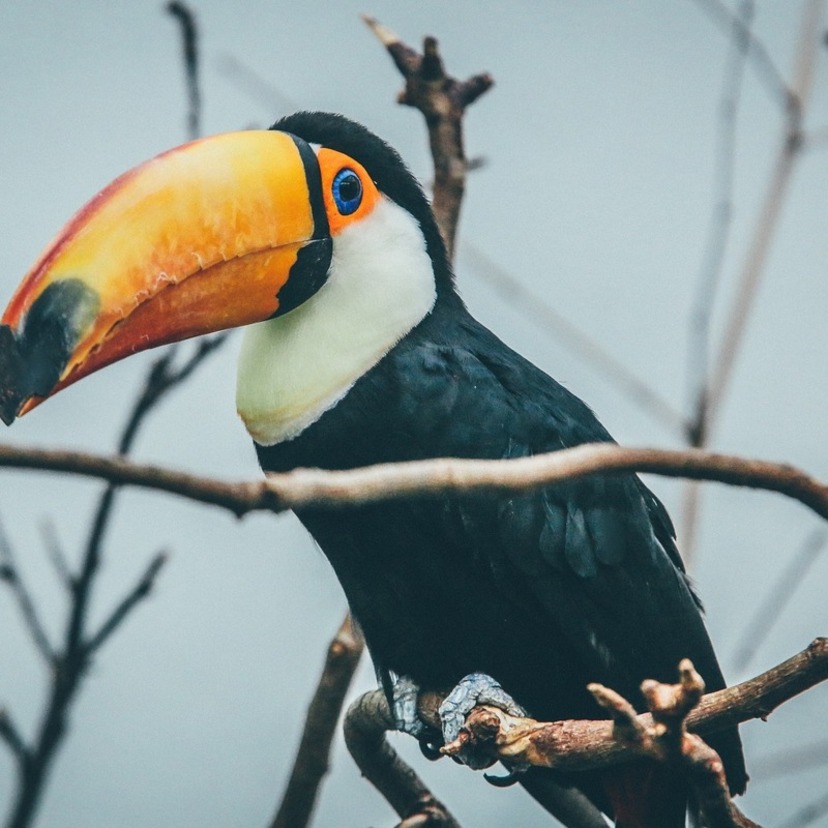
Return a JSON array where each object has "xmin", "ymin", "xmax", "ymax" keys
[
  {"xmin": 37, "ymin": 519, "xmax": 73, "ymax": 592},
  {"xmin": 0, "ymin": 515, "xmax": 53, "ymax": 662},
  {"xmin": 687, "ymin": 0, "xmax": 755, "ymax": 448},
  {"xmin": 0, "ymin": 710, "xmax": 29, "ymax": 766},
  {"xmin": 690, "ymin": 0, "xmax": 792, "ymax": 108},
  {"xmin": 166, "ymin": 1, "xmax": 201, "ymax": 140},
  {"xmin": 706, "ymin": 0, "xmax": 825, "ymax": 434},
  {"xmin": 83, "ymin": 552, "xmax": 168, "ymax": 657},
  {"xmin": 270, "ymin": 614, "xmax": 364, "ymax": 828},
  {"xmin": 730, "ymin": 526, "xmax": 827, "ymax": 673}
]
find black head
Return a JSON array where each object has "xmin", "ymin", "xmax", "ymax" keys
[{"xmin": 272, "ymin": 112, "xmax": 457, "ymax": 300}]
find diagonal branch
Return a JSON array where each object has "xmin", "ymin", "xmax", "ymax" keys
[
  {"xmin": 690, "ymin": 0, "xmax": 792, "ymax": 109},
  {"xmin": 730, "ymin": 526, "xmax": 826, "ymax": 673},
  {"xmin": 0, "ymin": 710, "xmax": 29, "ymax": 766},
  {"xmin": 0, "ymin": 516, "xmax": 53, "ymax": 663},
  {"xmin": 705, "ymin": 0, "xmax": 825, "ymax": 436},
  {"xmin": 270, "ymin": 613, "xmax": 364, "ymax": 828},
  {"xmin": 37, "ymin": 519, "xmax": 73, "ymax": 593},
  {"xmin": 82, "ymin": 551, "xmax": 168, "ymax": 657}
]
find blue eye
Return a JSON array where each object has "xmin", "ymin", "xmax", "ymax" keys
[{"xmin": 332, "ymin": 168, "xmax": 363, "ymax": 215}]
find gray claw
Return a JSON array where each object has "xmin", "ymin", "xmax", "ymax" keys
[
  {"xmin": 392, "ymin": 675, "xmax": 426, "ymax": 738},
  {"xmin": 438, "ymin": 672, "xmax": 526, "ymax": 747}
]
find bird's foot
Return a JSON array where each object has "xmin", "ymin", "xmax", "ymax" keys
[
  {"xmin": 392, "ymin": 675, "xmax": 444, "ymax": 760},
  {"xmin": 392, "ymin": 675, "xmax": 427, "ymax": 739},
  {"xmin": 438, "ymin": 672, "xmax": 528, "ymax": 772}
]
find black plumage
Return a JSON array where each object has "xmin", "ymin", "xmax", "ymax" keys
[{"xmin": 260, "ymin": 113, "xmax": 748, "ymax": 805}]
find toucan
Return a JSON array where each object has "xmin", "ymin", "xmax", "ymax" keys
[{"xmin": 0, "ymin": 112, "xmax": 746, "ymax": 826}]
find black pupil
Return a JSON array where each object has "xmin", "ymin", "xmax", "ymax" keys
[{"xmin": 339, "ymin": 173, "xmax": 360, "ymax": 202}]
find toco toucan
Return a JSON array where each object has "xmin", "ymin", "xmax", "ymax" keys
[{"xmin": 0, "ymin": 112, "xmax": 747, "ymax": 826}]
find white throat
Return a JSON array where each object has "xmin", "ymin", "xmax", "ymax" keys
[{"xmin": 236, "ymin": 196, "xmax": 437, "ymax": 446}]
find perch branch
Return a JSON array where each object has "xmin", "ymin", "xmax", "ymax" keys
[{"xmin": 434, "ymin": 637, "xmax": 827, "ymax": 774}]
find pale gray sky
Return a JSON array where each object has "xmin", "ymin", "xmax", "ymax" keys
[{"xmin": 0, "ymin": 2, "xmax": 826, "ymax": 826}]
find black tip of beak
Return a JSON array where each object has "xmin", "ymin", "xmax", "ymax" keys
[
  {"xmin": 0, "ymin": 326, "xmax": 23, "ymax": 424},
  {"xmin": 0, "ymin": 322, "xmax": 55, "ymax": 424},
  {"xmin": 0, "ymin": 280, "xmax": 100, "ymax": 425}
]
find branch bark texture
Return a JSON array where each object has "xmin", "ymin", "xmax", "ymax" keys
[{"xmin": 0, "ymin": 442, "xmax": 826, "ymax": 523}]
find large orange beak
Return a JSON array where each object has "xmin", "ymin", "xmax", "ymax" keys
[{"xmin": 0, "ymin": 130, "xmax": 335, "ymax": 424}]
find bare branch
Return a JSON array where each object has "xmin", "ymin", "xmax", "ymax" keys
[
  {"xmin": 730, "ymin": 526, "xmax": 827, "ymax": 672},
  {"xmin": 687, "ymin": 0, "xmax": 755, "ymax": 448},
  {"xmin": 270, "ymin": 613, "xmax": 364, "ymax": 828},
  {"xmin": 0, "ymin": 442, "xmax": 827, "ymax": 527},
  {"xmin": 436, "ymin": 638, "xmax": 827, "ymax": 774},
  {"xmin": 690, "ymin": 0, "xmax": 792, "ymax": 108},
  {"xmin": 83, "ymin": 551, "xmax": 168, "ymax": 657},
  {"xmin": 37, "ymin": 519, "xmax": 73, "ymax": 592},
  {"xmin": 705, "ymin": 0, "xmax": 825, "ymax": 437},
  {"xmin": 363, "ymin": 15, "xmax": 493, "ymax": 257},
  {"xmin": 166, "ymin": 1, "xmax": 201, "ymax": 140},
  {"xmin": 344, "ymin": 689, "xmax": 461, "ymax": 828},
  {"xmin": 0, "ymin": 709, "xmax": 29, "ymax": 766},
  {"xmin": 0, "ymin": 515, "xmax": 53, "ymax": 662}
]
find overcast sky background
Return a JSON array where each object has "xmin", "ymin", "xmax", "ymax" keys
[{"xmin": 0, "ymin": 2, "xmax": 826, "ymax": 826}]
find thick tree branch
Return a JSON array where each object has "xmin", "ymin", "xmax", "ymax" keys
[
  {"xmin": 270, "ymin": 614, "xmax": 364, "ymax": 828},
  {"xmin": 0, "ymin": 442, "xmax": 826, "ymax": 524}
]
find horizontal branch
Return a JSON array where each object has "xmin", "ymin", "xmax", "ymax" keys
[{"xmin": 0, "ymin": 442, "xmax": 826, "ymax": 525}]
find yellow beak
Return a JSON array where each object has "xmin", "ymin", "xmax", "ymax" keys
[{"xmin": 0, "ymin": 130, "xmax": 332, "ymax": 423}]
